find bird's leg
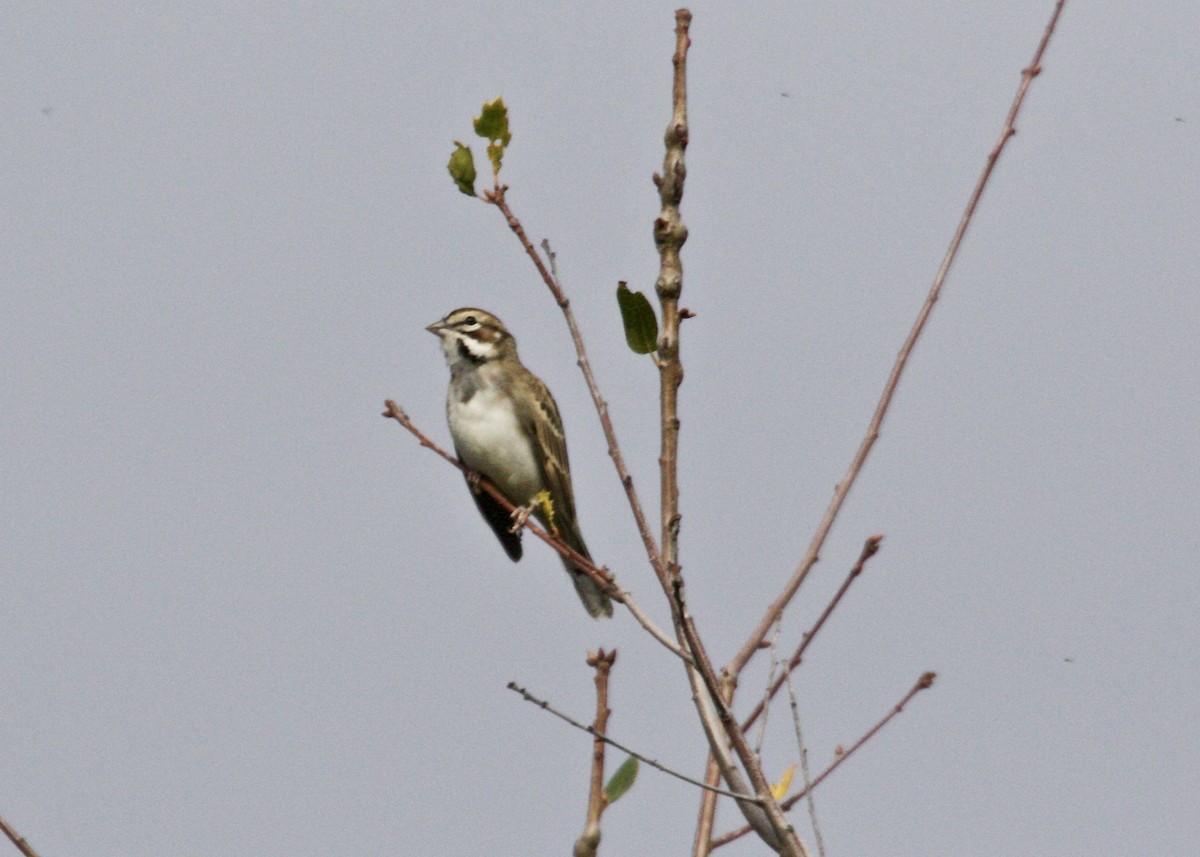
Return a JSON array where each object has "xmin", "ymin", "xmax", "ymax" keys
[
  {"xmin": 509, "ymin": 490, "xmax": 557, "ymax": 535},
  {"xmin": 508, "ymin": 499, "xmax": 537, "ymax": 534}
]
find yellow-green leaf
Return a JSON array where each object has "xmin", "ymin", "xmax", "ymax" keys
[
  {"xmin": 473, "ymin": 97, "xmax": 511, "ymax": 176},
  {"xmin": 447, "ymin": 141, "xmax": 477, "ymax": 196},
  {"xmin": 770, "ymin": 763, "xmax": 797, "ymax": 801},
  {"xmin": 616, "ymin": 282, "xmax": 658, "ymax": 355},
  {"xmin": 603, "ymin": 756, "xmax": 638, "ymax": 804}
]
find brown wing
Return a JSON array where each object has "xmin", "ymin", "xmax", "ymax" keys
[{"xmin": 519, "ymin": 375, "xmax": 587, "ymax": 557}]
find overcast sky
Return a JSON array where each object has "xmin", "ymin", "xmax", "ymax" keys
[{"xmin": 3, "ymin": 2, "xmax": 1198, "ymax": 856}]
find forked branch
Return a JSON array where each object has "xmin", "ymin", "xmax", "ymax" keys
[{"xmin": 711, "ymin": 673, "xmax": 937, "ymax": 850}]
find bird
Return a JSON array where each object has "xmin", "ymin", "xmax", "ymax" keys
[{"xmin": 426, "ymin": 307, "xmax": 613, "ymax": 618}]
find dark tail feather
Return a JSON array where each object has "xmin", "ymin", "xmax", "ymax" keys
[{"xmin": 566, "ymin": 561, "xmax": 614, "ymax": 618}]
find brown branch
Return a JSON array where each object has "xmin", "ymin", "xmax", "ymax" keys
[
  {"xmin": 381, "ymin": 400, "xmax": 687, "ymax": 660},
  {"xmin": 652, "ymin": 9, "xmax": 690, "ymax": 592},
  {"xmin": 575, "ymin": 648, "xmax": 617, "ymax": 857},
  {"xmin": 711, "ymin": 673, "xmax": 937, "ymax": 850},
  {"xmin": 727, "ymin": 0, "xmax": 1069, "ymax": 678},
  {"xmin": 649, "ymin": 13, "xmax": 805, "ymax": 856},
  {"xmin": 740, "ymin": 536, "xmax": 883, "ymax": 734},
  {"xmin": 0, "ymin": 815, "xmax": 41, "ymax": 857},
  {"xmin": 479, "ymin": 188, "xmax": 669, "ymax": 589}
]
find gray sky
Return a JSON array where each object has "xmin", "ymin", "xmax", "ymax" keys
[{"xmin": 4, "ymin": 2, "xmax": 1198, "ymax": 855}]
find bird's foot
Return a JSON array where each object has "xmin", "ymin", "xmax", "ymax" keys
[{"xmin": 508, "ymin": 500, "xmax": 536, "ymax": 534}]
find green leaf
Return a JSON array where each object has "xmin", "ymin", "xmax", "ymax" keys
[
  {"xmin": 447, "ymin": 141, "xmax": 477, "ymax": 196},
  {"xmin": 473, "ymin": 97, "xmax": 511, "ymax": 176},
  {"xmin": 603, "ymin": 756, "xmax": 638, "ymax": 804},
  {"xmin": 616, "ymin": 282, "xmax": 658, "ymax": 355}
]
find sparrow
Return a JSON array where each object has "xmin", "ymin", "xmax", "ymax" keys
[{"xmin": 426, "ymin": 307, "xmax": 613, "ymax": 618}]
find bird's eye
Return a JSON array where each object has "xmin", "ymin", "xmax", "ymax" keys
[{"xmin": 464, "ymin": 315, "xmax": 477, "ymax": 326}]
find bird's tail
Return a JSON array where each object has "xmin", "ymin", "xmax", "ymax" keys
[
  {"xmin": 558, "ymin": 527, "xmax": 613, "ymax": 618},
  {"xmin": 566, "ymin": 560, "xmax": 614, "ymax": 618}
]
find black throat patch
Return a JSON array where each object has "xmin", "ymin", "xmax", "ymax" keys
[{"xmin": 457, "ymin": 337, "xmax": 487, "ymax": 366}]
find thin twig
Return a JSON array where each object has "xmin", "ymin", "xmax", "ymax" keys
[
  {"xmin": 381, "ymin": 400, "xmax": 688, "ymax": 660},
  {"xmin": 785, "ymin": 671, "xmax": 825, "ymax": 857},
  {"xmin": 506, "ymin": 681, "xmax": 757, "ymax": 802},
  {"xmin": 711, "ymin": 673, "xmax": 937, "ymax": 850},
  {"xmin": 740, "ymin": 536, "xmax": 883, "ymax": 734},
  {"xmin": 0, "ymin": 815, "xmax": 41, "ymax": 857},
  {"xmin": 575, "ymin": 649, "xmax": 617, "ymax": 857},
  {"xmin": 727, "ymin": 0, "xmax": 1070, "ymax": 678},
  {"xmin": 480, "ymin": 186, "xmax": 669, "ymax": 588},
  {"xmin": 691, "ymin": 755, "xmax": 723, "ymax": 857},
  {"xmin": 753, "ymin": 618, "xmax": 785, "ymax": 755},
  {"xmin": 784, "ymin": 672, "xmax": 936, "ymax": 810}
]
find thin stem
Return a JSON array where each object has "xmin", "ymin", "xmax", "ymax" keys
[
  {"xmin": 740, "ymin": 536, "xmax": 882, "ymax": 734},
  {"xmin": 0, "ymin": 816, "xmax": 41, "ymax": 857},
  {"xmin": 785, "ymin": 671, "xmax": 825, "ymax": 857},
  {"xmin": 727, "ymin": 0, "xmax": 1070, "ymax": 678},
  {"xmin": 507, "ymin": 681, "xmax": 757, "ymax": 802},
  {"xmin": 381, "ymin": 400, "xmax": 688, "ymax": 661},
  {"xmin": 575, "ymin": 649, "xmax": 617, "ymax": 857},
  {"xmin": 690, "ymin": 755, "xmax": 722, "ymax": 857},
  {"xmin": 753, "ymin": 618, "xmax": 785, "ymax": 755},
  {"xmin": 711, "ymin": 673, "xmax": 937, "ymax": 850}
]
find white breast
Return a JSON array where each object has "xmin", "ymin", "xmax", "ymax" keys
[{"xmin": 448, "ymin": 383, "xmax": 543, "ymax": 503}]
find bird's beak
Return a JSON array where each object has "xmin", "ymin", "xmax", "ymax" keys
[{"xmin": 425, "ymin": 320, "xmax": 446, "ymax": 335}]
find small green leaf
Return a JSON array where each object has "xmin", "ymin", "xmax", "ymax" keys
[
  {"xmin": 447, "ymin": 141, "xmax": 477, "ymax": 196},
  {"xmin": 603, "ymin": 756, "xmax": 638, "ymax": 804},
  {"xmin": 473, "ymin": 97, "xmax": 511, "ymax": 176},
  {"xmin": 616, "ymin": 282, "xmax": 658, "ymax": 355}
]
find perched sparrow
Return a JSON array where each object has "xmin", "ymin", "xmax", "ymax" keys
[{"xmin": 426, "ymin": 307, "xmax": 613, "ymax": 618}]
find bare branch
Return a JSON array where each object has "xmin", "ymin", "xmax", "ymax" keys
[
  {"xmin": 740, "ymin": 536, "xmax": 883, "ymax": 734},
  {"xmin": 728, "ymin": 0, "xmax": 1070, "ymax": 678},
  {"xmin": 652, "ymin": 9, "xmax": 690, "ymax": 592},
  {"xmin": 0, "ymin": 816, "xmax": 41, "ymax": 857},
  {"xmin": 711, "ymin": 673, "xmax": 938, "ymax": 850},
  {"xmin": 506, "ymin": 681, "xmax": 756, "ymax": 802},
  {"xmin": 575, "ymin": 649, "xmax": 617, "ymax": 857},
  {"xmin": 785, "ymin": 671, "xmax": 825, "ymax": 857},
  {"xmin": 381, "ymin": 400, "xmax": 687, "ymax": 661}
]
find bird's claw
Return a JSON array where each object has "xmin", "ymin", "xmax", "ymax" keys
[{"xmin": 508, "ymin": 502, "xmax": 536, "ymax": 534}]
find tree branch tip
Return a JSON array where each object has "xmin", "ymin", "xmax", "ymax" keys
[
  {"xmin": 652, "ymin": 172, "xmax": 663, "ymax": 188},
  {"xmin": 679, "ymin": 307, "xmax": 696, "ymax": 319},
  {"xmin": 587, "ymin": 648, "xmax": 618, "ymax": 668},
  {"xmin": 918, "ymin": 671, "xmax": 937, "ymax": 689}
]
